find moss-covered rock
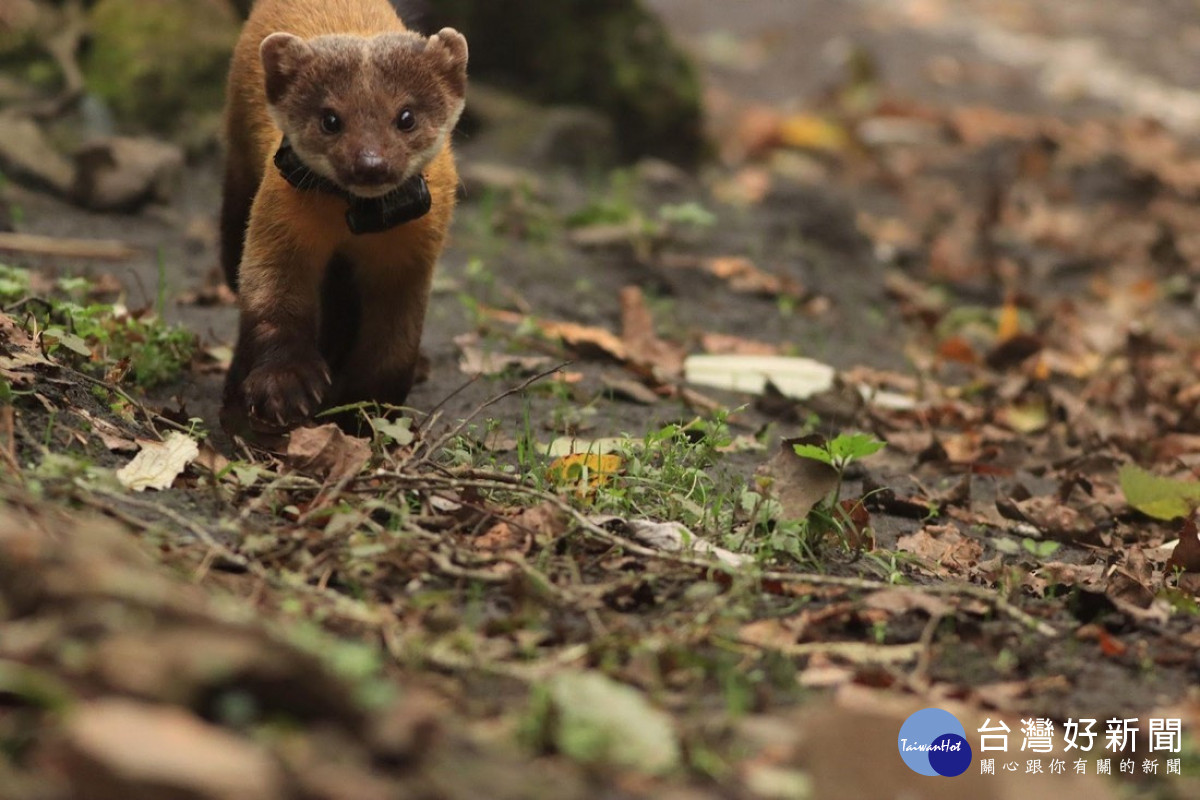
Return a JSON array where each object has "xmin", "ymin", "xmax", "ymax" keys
[
  {"xmin": 434, "ymin": 0, "xmax": 703, "ymax": 165},
  {"xmin": 82, "ymin": 0, "xmax": 238, "ymax": 134},
  {"xmin": 0, "ymin": 1, "xmax": 64, "ymax": 103}
]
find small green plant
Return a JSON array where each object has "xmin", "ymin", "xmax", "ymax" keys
[
  {"xmin": 657, "ymin": 201, "xmax": 717, "ymax": 229},
  {"xmin": 2, "ymin": 264, "xmax": 195, "ymax": 389},
  {"xmin": 793, "ymin": 431, "xmax": 885, "ymax": 507},
  {"xmin": 576, "ymin": 411, "xmax": 738, "ymax": 532},
  {"xmin": 60, "ymin": 302, "xmax": 195, "ymax": 388},
  {"xmin": 730, "ymin": 433, "xmax": 888, "ymax": 566},
  {"xmin": 566, "ymin": 170, "xmax": 638, "ymax": 228},
  {"xmin": 1021, "ymin": 538, "xmax": 1060, "ymax": 559},
  {"xmin": 792, "ymin": 432, "xmax": 886, "ymax": 470}
]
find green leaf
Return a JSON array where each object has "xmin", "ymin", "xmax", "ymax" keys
[
  {"xmin": 42, "ymin": 328, "xmax": 92, "ymax": 357},
  {"xmin": 1119, "ymin": 463, "xmax": 1200, "ymax": 521},
  {"xmin": 791, "ymin": 443, "xmax": 834, "ymax": 466},
  {"xmin": 828, "ymin": 432, "xmax": 886, "ymax": 463},
  {"xmin": 1021, "ymin": 538, "xmax": 1060, "ymax": 558},
  {"xmin": 371, "ymin": 416, "xmax": 415, "ymax": 446}
]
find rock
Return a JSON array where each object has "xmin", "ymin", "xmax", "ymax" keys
[
  {"xmin": 72, "ymin": 136, "xmax": 184, "ymax": 212},
  {"xmin": 0, "ymin": 112, "xmax": 74, "ymax": 195},
  {"xmin": 436, "ymin": 0, "xmax": 704, "ymax": 164},
  {"xmin": 457, "ymin": 161, "xmax": 546, "ymax": 197},
  {"xmin": 529, "ymin": 107, "xmax": 618, "ymax": 170},
  {"xmin": 56, "ymin": 699, "xmax": 286, "ymax": 800},
  {"xmin": 0, "ymin": 0, "xmax": 39, "ymax": 52},
  {"xmin": 82, "ymin": 0, "xmax": 239, "ymax": 134},
  {"xmin": 634, "ymin": 158, "xmax": 694, "ymax": 193}
]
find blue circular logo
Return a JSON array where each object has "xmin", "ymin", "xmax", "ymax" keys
[{"xmin": 898, "ymin": 708, "xmax": 973, "ymax": 777}]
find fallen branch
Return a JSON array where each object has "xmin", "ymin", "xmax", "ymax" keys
[{"xmin": 0, "ymin": 232, "xmax": 137, "ymax": 261}]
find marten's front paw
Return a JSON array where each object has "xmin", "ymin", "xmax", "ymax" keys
[{"xmin": 242, "ymin": 356, "xmax": 331, "ymax": 432}]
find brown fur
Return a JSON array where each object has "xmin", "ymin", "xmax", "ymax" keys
[{"xmin": 220, "ymin": 0, "xmax": 466, "ymax": 434}]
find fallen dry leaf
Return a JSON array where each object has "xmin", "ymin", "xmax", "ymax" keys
[
  {"xmin": 758, "ymin": 437, "xmax": 839, "ymax": 522},
  {"xmin": 620, "ymin": 518, "xmax": 748, "ymax": 567},
  {"xmin": 619, "ymin": 286, "xmax": 685, "ymax": 379},
  {"xmin": 57, "ymin": 700, "xmax": 285, "ymax": 800},
  {"xmin": 547, "ymin": 453, "xmax": 623, "ymax": 498},
  {"xmin": 699, "ymin": 332, "xmax": 780, "ymax": 356},
  {"xmin": 286, "ymin": 425, "xmax": 371, "ymax": 484},
  {"xmin": 1165, "ymin": 514, "xmax": 1200, "ymax": 575},
  {"xmin": 116, "ymin": 433, "xmax": 200, "ymax": 492},
  {"xmin": 73, "ymin": 409, "xmax": 137, "ymax": 453},
  {"xmin": 455, "ymin": 333, "xmax": 552, "ymax": 377},
  {"xmin": 896, "ymin": 525, "xmax": 983, "ymax": 573},
  {"xmin": 601, "ymin": 375, "xmax": 661, "ymax": 405},
  {"xmin": 0, "ymin": 311, "xmax": 52, "ymax": 386}
]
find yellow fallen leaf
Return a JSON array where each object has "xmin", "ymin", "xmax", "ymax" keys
[
  {"xmin": 996, "ymin": 399, "xmax": 1050, "ymax": 434},
  {"xmin": 778, "ymin": 114, "xmax": 850, "ymax": 153},
  {"xmin": 997, "ymin": 301, "xmax": 1022, "ymax": 341},
  {"xmin": 547, "ymin": 453, "xmax": 623, "ymax": 498}
]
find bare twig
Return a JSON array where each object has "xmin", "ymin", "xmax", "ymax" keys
[
  {"xmin": 0, "ymin": 232, "xmax": 137, "ymax": 261},
  {"xmin": 411, "ymin": 362, "xmax": 569, "ymax": 467},
  {"xmin": 372, "ymin": 469, "xmax": 1060, "ymax": 638}
]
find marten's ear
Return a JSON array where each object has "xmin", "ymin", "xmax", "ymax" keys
[
  {"xmin": 427, "ymin": 28, "xmax": 468, "ymax": 96},
  {"xmin": 261, "ymin": 33, "xmax": 313, "ymax": 105}
]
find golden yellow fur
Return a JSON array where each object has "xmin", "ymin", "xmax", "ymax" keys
[{"xmin": 220, "ymin": 0, "xmax": 464, "ymax": 432}]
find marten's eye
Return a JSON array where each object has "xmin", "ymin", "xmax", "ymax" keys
[
  {"xmin": 320, "ymin": 110, "xmax": 343, "ymax": 134},
  {"xmin": 396, "ymin": 109, "xmax": 417, "ymax": 132}
]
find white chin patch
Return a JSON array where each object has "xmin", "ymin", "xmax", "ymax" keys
[{"xmin": 347, "ymin": 184, "xmax": 398, "ymax": 199}]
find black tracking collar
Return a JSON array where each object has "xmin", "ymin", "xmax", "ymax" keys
[{"xmin": 274, "ymin": 138, "xmax": 432, "ymax": 235}]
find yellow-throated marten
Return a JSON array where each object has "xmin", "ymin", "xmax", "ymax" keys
[{"xmin": 219, "ymin": 0, "xmax": 466, "ymax": 434}]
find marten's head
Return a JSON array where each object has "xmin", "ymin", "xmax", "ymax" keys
[{"xmin": 260, "ymin": 27, "xmax": 467, "ymax": 198}]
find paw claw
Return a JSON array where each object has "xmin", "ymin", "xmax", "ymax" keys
[{"xmin": 238, "ymin": 351, "xmax": 332, "ymax": 433}]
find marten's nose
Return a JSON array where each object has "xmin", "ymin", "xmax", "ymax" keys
[{"xmin": 350, "ymin": 151, "xmax": 389, "ymax": 185}]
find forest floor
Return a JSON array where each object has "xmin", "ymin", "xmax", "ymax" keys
[{"xmin": 4, "ymin": 1, "xmax": 1200, "ymax": 798}]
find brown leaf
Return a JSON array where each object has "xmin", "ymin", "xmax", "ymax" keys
[
  {"xmin": 699, "ymin": 332, "xmax": 780, "ymax": 356},
  {"xmin": 838, "ymin": 498, "xmax": 874, "ymax": 550},
  {"xmin": 861, "ymin": 589, "xmax": 952, "ymax": 618},
  {"xmin": 73, "ymin": 409, "xmax": 137, "ymax": 453},
  {"xmin": 1166, "ymin": 514, "xmax": 1200, "ymax": 575},
  {"xmin": 539, "ymin": 320, "xmax": 627, "ymax": 362},
  {"xmin": 1011, "ymin": 496, "xmax": 1094, "ymax": 542},
  {"xmin": 481, "ymin": 306, "xmax": 628, "ymax": 361},
  {"xmin": 758, "ymin": 437, "xmax": 839, "ymax": 522},
  {"xmin": 286, "ymin": 425, "xmax": 371, "ymax": 483},
  {"xmin": 455, "ymin": 333, "xmax": 552, "ymax": 377},
  {"xmin": 56, "ymin": 700, "xmax": 285, "ymax": 800},
  {"xmin": 601, "ymin": 375, "xmax": 661, "ymax": 405},
  {"xmin": 472, "ymin": 522, "xmax": 530, "ymax": 561},
  {"xmin": 619, "ymin": 286, "xmax": 685, "ymax": 379},
  {"xmin": 0, "ymin": 311, "xmax": 51, "ymax": 385},
  {"xmin": 1107, "ymin": 546, "xmax": 1155, "ymax": 609},
  {"xmin": 703, "ymin": 256, "xmax": 805, "ymax": 298},
  {"xmin": 896, "ymin": 525, "xmax": 982, "ymax": 573}
]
